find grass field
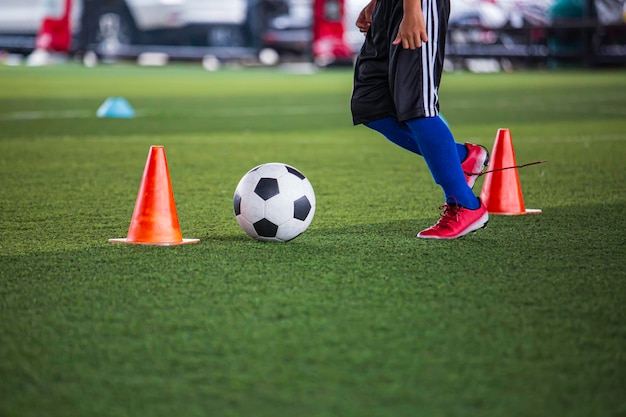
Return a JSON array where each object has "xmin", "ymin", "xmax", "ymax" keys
[{"xmin": 1, "ymin": 63, "xmax": 625, "ymax": 417}]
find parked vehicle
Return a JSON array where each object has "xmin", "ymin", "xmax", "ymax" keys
[
  {"xmin": 311, "ymin": 0, "xmax": 368, "ymax": 66},
  {"xmin": 260, "ymin": 0, "xmax": 313, "ymax": 59},
  {"xmin": 0, "ymin": 0, "xmax": 313, "ymax": 62}
]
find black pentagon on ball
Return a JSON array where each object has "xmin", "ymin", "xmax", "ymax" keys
[
  {"xmin": 286, "ymin": 165, "xmax": 306, "ymax": 180},
  {"xmin": 255, "ymin": 178, "xmax": 279, "ymax": 200},
  {"xmin": 293, "ymin": 196, "xmax": 312, "ymax": 221},
  {"xmin": 233, "ymin": 192, "xmax": 241, "ymax": 215},
  {"xmin": 253, "ymin": 218, "xmax": 279, "ymax": 237}
]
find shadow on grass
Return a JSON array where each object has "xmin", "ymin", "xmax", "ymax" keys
[{"xmin": 1, "ymin": 202, "xmax": 623, "ymax": 282}]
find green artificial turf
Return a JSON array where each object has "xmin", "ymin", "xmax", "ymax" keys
[{"xmin": 0, "ymin": 64, "xmax": 625, "ymax": 417}]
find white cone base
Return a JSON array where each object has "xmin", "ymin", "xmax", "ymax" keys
[
  {"xmin": 109, "ymin": 238, "xmax": 200, "ymax": 246},
  {"xmin": 490, "ymin": 208, "xmax": 542, "ymax": 216}
]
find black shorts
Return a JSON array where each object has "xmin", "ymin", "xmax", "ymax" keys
[{"xmin": 350, "ymin": 0, "xmax": 450, "ymax": 125}]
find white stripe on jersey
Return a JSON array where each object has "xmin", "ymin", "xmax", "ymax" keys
[
  {"xmin": 421, "ymin": 0, "xmax": 430, "ymax": 116},
  {"xmin": 421, "ymin": 0, "xmax": 439, "ymax": 117}
]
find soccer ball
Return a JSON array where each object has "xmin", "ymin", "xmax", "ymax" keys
[{"xmin": 233, "ymin": 163, "xmax": 316, "ymax": 242}]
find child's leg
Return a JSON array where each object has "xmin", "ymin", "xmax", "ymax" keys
[
  {"xmin": 405, "ymin": 116, "xmax": 479, "ymax": 209},
  {"xmin": 365, "ymin": 117, "xmax": 421, "ymax": 154},
  {"xmin": 365, "ymin": 116, "xmax": 469, "ymax": 160}
]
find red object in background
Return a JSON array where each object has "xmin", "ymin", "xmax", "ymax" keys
[
  {"xmin": 312, "ymin": 0, "xmax": 353, "ymax": 64},
  {"xmin": 35, "ymin": 0, "xmax": 73, "ymax": 52}
]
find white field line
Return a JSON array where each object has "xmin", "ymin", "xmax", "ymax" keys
[
  {"xmin": 0, "ymin": 105, "xmax": 345, "ymax": 120},
  {"xmin": 0, "ymin": 110, "xmax": 94, "ymax": 120},
  {"xmin": 2, "ymin": 96, "xmax": 625, "ymax": 120},
  {"xmin": 201, "ymin": 105, "xmax": 345, "ymax": 118},
  {"xmin": 445, "ymin": 98, "xmax": 626, "ymax": 117},
  {"xmin": 514, "ymin": 134, "xmax": 626, "ymax": 143},
  {"xmin": 460, "ymin": 133, "xmax": 625, "ymax": 144}
]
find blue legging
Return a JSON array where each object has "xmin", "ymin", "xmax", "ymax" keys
[{"xmin": 365, "ymin": 116, "xmax": 479, "ymax": 209}]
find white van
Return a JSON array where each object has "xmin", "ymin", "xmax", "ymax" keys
[
  {"xmin": 81, "ymin": 0, "xmax": 252, "ymax": 58},
  {"xmin": 0, "ymin": 0, "xmax": 290, "ymax": 60}
]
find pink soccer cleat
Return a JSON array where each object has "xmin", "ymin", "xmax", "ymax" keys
[
  {"xmin": 417, "ymin": 199, "xmax": 489, "ymax": 239},
  {"xmin": 461, "ymin": 143, "xmax": 489, "ymax": 189}
]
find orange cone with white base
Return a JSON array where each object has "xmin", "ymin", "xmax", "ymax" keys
[
  {"xmin": 110, "ymin": 146, "xmax": 199, "ymax": 245},
  {"xmin": 480, "ymin": 129, "xmax": 541, "ymax": 215}
]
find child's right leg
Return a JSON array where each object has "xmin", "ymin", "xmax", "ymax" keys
[{"xmin": 365, "ymin": 116, "xmax": 469, "ymax": 160}]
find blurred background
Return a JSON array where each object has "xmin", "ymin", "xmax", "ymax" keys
[{"xmin": 0, "ymin": 0, "xmax": 624, "ymax": 70}]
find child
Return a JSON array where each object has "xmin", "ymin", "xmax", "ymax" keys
[{"xmin": 350, "ymin": 0, "xmax": 490, "ymax": 239}]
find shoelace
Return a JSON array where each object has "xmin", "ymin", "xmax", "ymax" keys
[
  {"xmin": 433, "ymin": 204, "xmax": 462, "ymax": 230},
  {"xmin": 465, "ymin": 160, "xmax": 547, "ymax": 177}
]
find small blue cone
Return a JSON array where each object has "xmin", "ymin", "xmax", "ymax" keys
[
  {"xmin": 439, "ymin": 114, "xmax": 449, "ymax": 127},
  {"xmin": 97, "ymin": 97, "xmax": 135, "ymax": 118}
]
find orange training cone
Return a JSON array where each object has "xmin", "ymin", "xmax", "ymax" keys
[
  {"xmin": 480, "ymin": 128, "xmax": 541, "ymax": 215},
  {"xmin": 109, "ymin": 146, "xmax": 200, "ymax": 245}
]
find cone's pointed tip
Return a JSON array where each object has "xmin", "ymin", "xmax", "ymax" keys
[
  {"xmin": 496, "ymin": 128, "xmax": 512, "ymax": 138},
  {"xmin": 149, "ymin": 145, "xmax": 166, "ymax": 152}
]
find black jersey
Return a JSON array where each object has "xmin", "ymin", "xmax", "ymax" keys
[{"xmin": 351, "ymin": 0, "xmax": 451, "ymax": 125}]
